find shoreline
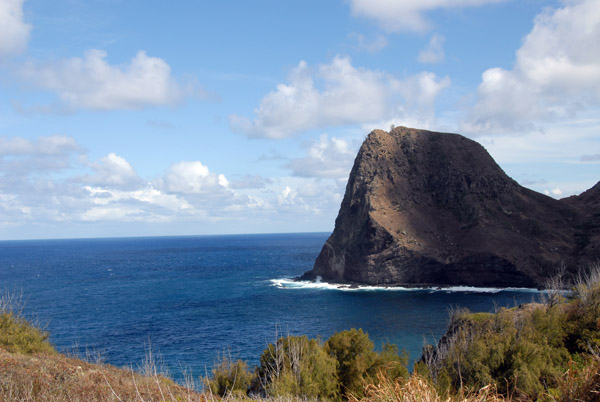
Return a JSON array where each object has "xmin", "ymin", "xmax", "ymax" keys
[{"xmin": 279, "ymin": 277, "xmax": 544, "ymax": 293}]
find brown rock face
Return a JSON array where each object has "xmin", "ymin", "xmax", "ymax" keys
[{"xmin": 301, "ymin": 127, "xmax": 599, "ymax": 288}]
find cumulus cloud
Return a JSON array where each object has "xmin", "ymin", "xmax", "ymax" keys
[
  {"xmin": 0, "ymin": 136, "xmax": 352, "ymax": 236},
  {"xmin": 278, "ymin": 186, "xmax": 299, "ymax": 206},
  {"xmin": 0, "ymin": 137, "xmax": 351, "ymax": 238},
  {"xmin": 276, "ymin": 179, "xmax": 346, "ymax": 216},
  {"xmin": 349, "ymin": 0, "xmax": 504, "ymax": 32},
  {"xmin": 0, "ymin": 136, "xmax": 94, "ymax": 227},
  {"xmin": 80, "ymin": 153, "xmax": 144, "ymax": 190},
  {"xmin": 544, "ymin": 188, "xmax": 563, "ymax": 197},
  {"xmin": 0, "ymin": 0, "xmax": 31, "ymax": 57},
  {"xmin": 22, "ymin": 49, "xmax": 201, "ymax": 110},
  {"xmin": 464, "ymin": 0, "xmax": 600, "ymax": 134},
  {"xmin": 83, "ymin": 185, "xmax": 191, "ymax": 218},
  {"xmin": 394, "ymin": 72, "xmax": 451, "ymax": 111},
  {"xmin": 156, "ymin": 161, "xmax": 230, "ymax": 195},
  {"xmin": 418, "ymin": 34, "xmax": 445, "ymax": 64},
  {"xmin": 230, "ymin": 57, "xmax": 388, "ymax": 139},
  {"xmin": 368, "ymin": 71, "xmax": 451, "ymax": 131},
  {"xmin": 230, "ymin": 56, "xmax": 450, "ymax": 138},
  {"xmin": 286, "ymin": 135, "xmax": 359, "ymax": 179},
  {"xmin": 80, "ymin": 159, "xmax": 263, "ymax": 224},
  {"xmin": 0, "ymin": 136, "xmax": 248, "ymax": 228}
]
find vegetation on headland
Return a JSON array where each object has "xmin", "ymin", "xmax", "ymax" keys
[
  {"xmin": 2, "ymin": 266, "xmax": 600, "ymax": 401},
  {"xmin": 414, "ymin": 265, "xmax": 600, "ymax": 400}
]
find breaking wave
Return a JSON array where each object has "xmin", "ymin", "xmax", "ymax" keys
[{"xmin": 269, "ymin": 278, "xmax": 541, "ymax": 293}]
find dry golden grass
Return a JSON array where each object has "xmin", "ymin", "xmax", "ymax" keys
[
  {"xmin": 553, "ymin": 354, "xmax": 600, "ymax": 402},
  {"xmin": 349, "ymin": 373, "xmax": 509, "ymax": 402},
  {"xmin": 0, "ymin": 347, "xmax": 207, "ymax": 401}
]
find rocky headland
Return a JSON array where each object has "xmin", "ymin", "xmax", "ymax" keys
[{"xmin": 301, "ymin": 127, "xmax": 600, "ymax": 288}]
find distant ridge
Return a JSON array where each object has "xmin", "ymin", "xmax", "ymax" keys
[{"xmin": 301, "ymin": 127, "xmax": 600, "ymax": 288}]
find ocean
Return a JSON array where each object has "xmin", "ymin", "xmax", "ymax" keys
[{"xmin": 0, "ymin": 233, "xmax": 541, "ymax": 381}]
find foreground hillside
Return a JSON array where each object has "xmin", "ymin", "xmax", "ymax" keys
[
  {"xmin": 0, "ymin": 293, "xmax": 203, "ymax": 401},
  {"xmin": 302, "ymin": 127, "xmax": 600, "ymax": 288},
  {"xmin": 0, "ymin": 347, "xmax": 205, "ymax": 401},
  {"xmin": 3, "ymin": 269, "xmax": 600, "ymax": 401}
]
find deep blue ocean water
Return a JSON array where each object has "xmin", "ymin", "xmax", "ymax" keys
[{"xmin": 0, "ymin": 233, "xmax": 542, "ymax": 382}]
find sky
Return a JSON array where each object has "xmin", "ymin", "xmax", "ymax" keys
[{"xmin": 0, "ymin": 0, "xmax": 599, "ymax": 240}]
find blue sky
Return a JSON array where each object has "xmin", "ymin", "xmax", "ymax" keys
[{"xmin": 0, "ymin": 0, "xmax": 599, "ymax": 240}]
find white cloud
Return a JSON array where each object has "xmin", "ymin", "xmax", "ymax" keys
[
  {"xmin": 544, "ymin": 188, "xmax": 563, "ymax": 197},
  {"xmin": 0, "ymin": 137, "xmax": 238, "ymax": 228},
  {"xmin": 286, "ymin": 135, "xmax": 360, "ymax": 179},
  {"xmin": 349, "ymin": 0, "xmax": 504, "ymax": 32},
  {"xmin": 1, "ymin": 136, "xmax": 350, "ymax": 235},
  {"xmin": 0, "ymin": 135, "xmax": 84, "ymax": 175},
  {"xmin": 278, "ymin": 186, "xmax": 298, "ymax": 206},
  {"xmin": 22, "ymin": 49, "xmax": 200, "ymax": 110},
  {"xmin": 418, "ymin": 34, "xmax": 445, "ymax": 64},
  {"xmin": 0, "ymin": 135, "xmax": 83, "ymax": 157},
  {"xmin": 230, "ymin": 57, "xmax": 388, "ymax": 139},
  {"xmin": 0, "ymin": 135, "xmax": 351, "ymax": 236},
  {"xmin": 367, "ymin": 71, "xmax": 451, "ymax": 131},
  {"xmin": 157, "ymin": 161, "xmax": 230, "ymax": 195},
  {"xmin": 476, "ymin": 117, "xmax": 600, "ymax": 164},
  {"xmin": 84, "ymin": 185, "xmax": 191, "ymax": 213},
  {"xmin": 230, "ymin": 56, "xmax": 450, "ymax": 138},
  {"xmin": 393, "ymin": 72, "xmax": 451, "ymax": 111},
  {"xmin": 81, "ymin": 153, "xmax": 144, "ymax": 190},
  {"xmin": 464, "ymin": 0, "xmax": 600, "ymax": 134},
  {"xmin": 275, "ymin": 179, "xmax": 346, "ymax": 216},
  {"xmin": 0, "ymin": 0, "xmax": 31, "ymax": 57}
]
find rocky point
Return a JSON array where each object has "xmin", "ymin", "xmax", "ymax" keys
[{"xmin": 301, "ymin": 127, "xmax": 599, "ymax": 288}]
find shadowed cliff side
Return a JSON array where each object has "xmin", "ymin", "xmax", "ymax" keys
[{"xmin": 301, "ymin": 127, "xmax": 599, "ymax": 288}]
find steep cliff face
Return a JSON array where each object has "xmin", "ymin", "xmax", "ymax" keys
[
  {"xmin": 301, "ymin": 127, "xmax": 599, "ymax": 288},
  {"xmin": 564, "ymin": 182, "xmax": 600, "ymax": 265}
]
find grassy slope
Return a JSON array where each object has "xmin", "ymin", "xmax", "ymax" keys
[
  {"xmin": 0, "ymin": 346, "xmax": 205, "ymax": 402},
  {"xmin": 0, "ymin": 292, "xmax": 204, "ymax": 402}
]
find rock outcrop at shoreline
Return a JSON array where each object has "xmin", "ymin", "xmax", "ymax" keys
[{"xmin": 301, "ymin": 127, "xmax": 600, "ymax": 288}]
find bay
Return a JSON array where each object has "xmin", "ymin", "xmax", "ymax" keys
[{"xmin": 0, "ymin": 233, "xmax": 540, "ymax": 381}]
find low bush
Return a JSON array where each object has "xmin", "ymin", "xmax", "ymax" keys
[
  {"xmin": 421, "ymin": 264, "xmax": 600, "ymax": 400},
  {"xmin": 0, "ymin": 292, "xmax": 54, "ymax": 355},
  {"xmin": 204, "ymin": 353, "xmax": 253, "ymax": 397},
  {"xmin": 253, "ymin": 334, "xmax": 339, "ymax": 400},
  {"xmin": 326, "ymin": 329, "xmax": 409, "ymax": 398}
]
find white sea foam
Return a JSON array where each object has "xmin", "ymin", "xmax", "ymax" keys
[{"xmin": 269, "ymin": 278, "xmax": 541, "ymax": 293}]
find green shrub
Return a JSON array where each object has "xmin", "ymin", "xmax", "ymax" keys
[
  {"xmin": 565, "ymin": 266, "xmax": 600, "ymax": 354},
  {"xmin": 0, "ymin": 291, "xmax": 54, "ymax": 356},
  {"xmin": 204, "ymin": 354, "xmax": 253, "ymax": 397},
  {"xmin": 253, "ymin": 334, "xmax": 339, "ymax": 400},
  {"xmin": 371, "ymin": 342, "xmax": 409, "ymax": 382},
  {"xmin": 326, "ymin": 328, "xmax": 376, "ymax": 398},
  {"xmin": 326, "ymin": 329, "xmax": 408, "ymax": 398},
  {"xmin": 428, "ymin": 304, "xmax": 572, "ymax": 398}
]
